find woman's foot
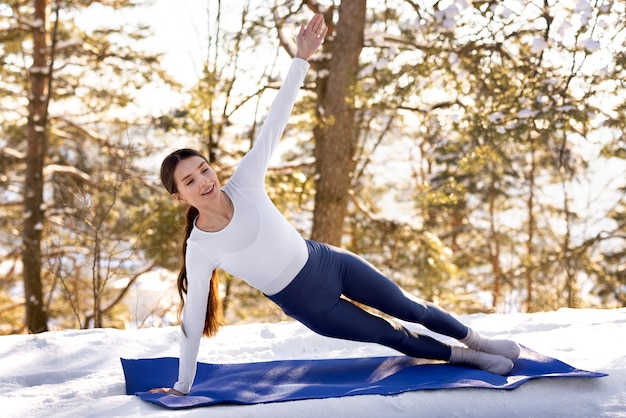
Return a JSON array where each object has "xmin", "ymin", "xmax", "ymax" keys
[
  {"xmin": 449, "ymin": 346, "xmax": 514, "ymax": 375},
  {"xmin": 460, "ymin": 328, "xmax": 521, "ymax": 360}
]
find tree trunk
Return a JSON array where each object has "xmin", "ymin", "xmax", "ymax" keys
[
  {"xmin": 560, "ymin": 170, "xmax": 576, "ymax": 308},
  {"xmin": 23, "ymin": 0, "xmax": 49, "ymax": 333},
  {"xmin": 488, "ymin": 175, "xmax": 502, "ymax": 308},
  {"xmin": 525, "ymin": 139, "xmax": 536, "ymax": 312},
  {"xmin": 311, "ymin": 0, "xmax": 366, "ymax": 246}
]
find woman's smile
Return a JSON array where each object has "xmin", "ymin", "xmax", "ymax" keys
[{"xmin": 202, "ymin": 185, "xmax": 215, "ymax": 196}]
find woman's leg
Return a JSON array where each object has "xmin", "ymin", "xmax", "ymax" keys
[
  {"xmin": 333, "ymin": 245, "xmax": 520, "ymax": 361},
  {"xmin": 332, "ymin": 246, "xmax": 468, "ymax": 339},
  {"xmin": 296, "ymin": 295, "xmax": 453, "ymax": 360},
  {"xmin": 268, "ymin": 241, "xmax": 515, "ymax": 374},
  {"xmin": 268, "ymin": 242, "xmax": 454, "ymax": 360},
  {"xmin": 290, "ymin": 288, "xmax": 513, "ymax": 375}
]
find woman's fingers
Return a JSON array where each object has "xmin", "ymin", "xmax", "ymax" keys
[
  {"xmin": 148, "ymin": 387, "xmax": 185, "ymax": 396},
  {"xmin": 306, "ymin": 13, "xmax": 326, "ymax": 37}
]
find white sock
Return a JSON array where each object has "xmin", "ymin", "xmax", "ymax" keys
[
  {"xmin": 460, "ymin": 328, "xmax": 521, "ymax": 360},
  {"xmin": 449, "ymin": 346, "xmax": 514, "ymax": 375}
]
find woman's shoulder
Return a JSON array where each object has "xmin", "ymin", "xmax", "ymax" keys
[{"xmin": 185, "ymin": 237, "xmax": 218, "ymax": 269}]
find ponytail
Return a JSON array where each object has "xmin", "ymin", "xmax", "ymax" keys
[{"xmin": 177, "ymin": 205, "xmax": 224, "ymax": 338}]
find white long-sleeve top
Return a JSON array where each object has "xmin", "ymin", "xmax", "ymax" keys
[{"xmin": 173, "ymin": 58, "xmax": 310, "ymax": 394}]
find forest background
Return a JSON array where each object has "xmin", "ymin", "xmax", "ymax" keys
[{"xmin": 1, "ymin": 0, "xmax": 624, "ymax": 335}]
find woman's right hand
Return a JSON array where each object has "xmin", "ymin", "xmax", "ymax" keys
[{"xmin": 148, "ymin": 387, "xmax": 186, "ymax": 396}]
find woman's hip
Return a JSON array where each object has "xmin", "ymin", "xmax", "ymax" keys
[{"xmin": 265, "ymin": 240, "xmax": 343, "ymax": 316}]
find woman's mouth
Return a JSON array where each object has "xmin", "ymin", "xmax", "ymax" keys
[{"xmin": 202, "ymin": 185, "xmax": 214, "ymax": 196}]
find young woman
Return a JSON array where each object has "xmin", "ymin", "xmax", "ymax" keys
[{"xmin": 150, "ymin": 14, "xmax": 520, "ymax": 396}]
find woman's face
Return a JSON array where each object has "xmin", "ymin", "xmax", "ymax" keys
[{"xmin": 171, "ymin": 156, "xmax": 221, "ymax": 207}]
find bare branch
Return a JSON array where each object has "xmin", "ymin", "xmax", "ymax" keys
[
  {"xmin": 1, "ymin": 147, "xmax": 25, "ymax": 160},
  {"xmin": 43, "ymin": 164, "xmax": 94, "ymax": 185}
]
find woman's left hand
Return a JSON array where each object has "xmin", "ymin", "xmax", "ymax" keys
[
  {"xmin": 148, "ymin": 387, "xmax": 186, "ymax": 396},
  {"xmin": 295, "ymin": 13, "xmax": 328, "ymax": 61}
]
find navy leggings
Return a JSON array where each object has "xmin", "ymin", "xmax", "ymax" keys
[{"xmin": 266, "ymin": 240, "xmax": 469, "ymax": 360}]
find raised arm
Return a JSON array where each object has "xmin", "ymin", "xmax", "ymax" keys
[{"xmin": 228, "ymin": 14, "xmax": 327, "ymax": 189}]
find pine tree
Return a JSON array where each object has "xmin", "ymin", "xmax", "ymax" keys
[{"xmin": 0, "ymin": 0, "xmax": 173, "ymax": 332}]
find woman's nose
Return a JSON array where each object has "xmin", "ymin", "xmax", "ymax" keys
[{"xmin": 199, "ymin": 176, "xmax": 211, "ymax": 187}]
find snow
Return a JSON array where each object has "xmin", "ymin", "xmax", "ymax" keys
[
  {"xmin": 55, "ymin": 39, "xmax": 83, "ymax": 51},
  {"xmin": 531, "ymin": 37, "xmax": 548, "ymax": 53},
  {"xmin": 29, "ymin": 66, "xmax": 50, "ymax": 75},
  {"xmin": 582, "ymin": 38, "xmax": 601, "ymax": 53},
  {"xmin": 17, "ymin": 17, "xmax": 44, "ymax": 29},
  {"xmin": 1, "ymin": 308, "xmax": 624, "ymax": 417}
]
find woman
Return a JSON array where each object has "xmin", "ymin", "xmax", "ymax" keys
[{"xmin": 151, "ymin": 14, "xmax": 520, "ymax": 396}]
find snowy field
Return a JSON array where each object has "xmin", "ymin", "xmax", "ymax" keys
[{"xmin": 1, "ymin": 308, "xmax": 624, "ymax": 418}]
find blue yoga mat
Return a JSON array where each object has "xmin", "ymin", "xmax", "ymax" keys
[{"xmin": 121, "ymin": 346, "xmax": 606, "ymax": 409}]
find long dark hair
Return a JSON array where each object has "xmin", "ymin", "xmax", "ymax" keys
[{"xmin": 160, "ymin": 149, "xmax": 223, "ymax": 338}]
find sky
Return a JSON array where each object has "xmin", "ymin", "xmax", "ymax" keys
[
  {"xmin": 136, "ymin": 0, "xmax": 211, "ymax": 88},
  {"xmin": 1, "ymin": 307, "xmax": 624, "ymax": 417},
  {"xmin": 76, "ymin": 0, "xmax": 217, "ymax": 115}
]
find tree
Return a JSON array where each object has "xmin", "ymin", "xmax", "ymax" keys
[
  {"xmin": 309, "ymin": 0, "xmax": 366, "ymax": 246},
  {"xmin": 1, "ymin": 0, "xmax": 173, "ymax": 332},
  {"xmin": 396, "ymin": 0, "xmax": 626, "ymax": 311},
  {"xmin": 22, "ymin": 0, "xmax": 50, "ymax": 332}
]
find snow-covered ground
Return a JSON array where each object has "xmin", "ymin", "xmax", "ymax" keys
[{"xmin": 1, "ymin": 308, "xmax": 624, "ymax": 417}]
